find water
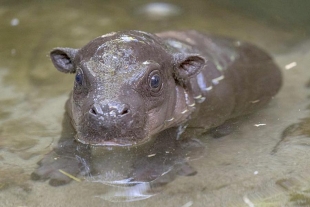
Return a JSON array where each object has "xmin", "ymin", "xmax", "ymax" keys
[{"xmin": 0, "ymin": 0, "xmax": 310, "ymax": 206}]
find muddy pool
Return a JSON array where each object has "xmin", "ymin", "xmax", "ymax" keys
[{"xmin": 0, "ymin": 0, "xmax": 310, "ymax": 206}]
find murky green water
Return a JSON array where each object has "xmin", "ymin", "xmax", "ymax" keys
[{"xmin": 0, "ymin": 0, "xmax": 310, "ymax": 206}]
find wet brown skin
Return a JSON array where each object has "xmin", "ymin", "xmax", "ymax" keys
[
  {"xmin": 31, "ymin": 30, "xmax": 282, "ymax": 186},
  {"xmin": 50, "ymin": 30, "xmax": 282, "ymax": 146}
]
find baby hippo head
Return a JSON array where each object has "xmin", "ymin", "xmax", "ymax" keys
[{"xmin": 50, "ymin": 30, "xmax": 205, "ymax": 146}]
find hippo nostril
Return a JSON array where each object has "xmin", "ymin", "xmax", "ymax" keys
[
  {"xmin": 90, "ymin": 103, "xmax": 129, "ymax": 116},
  {"xmin": 89, "ymin": 108, "xmax": 97, "ymax": 115},
  {"xmin": 89, "ymin": 105, "xmax": 101, "ymax": 116},
  {"xmin": 90, "ymin": 108, "xmax": 97, "ymax": 115},
  {"xmin": 89, "ymin": 103, "xmax": 104, "ymax": 116},
  {"xmin": 119, "ymin": 104, "xmax": 130, "ymax": 116},
  {"xmin": 121, "ymin": 108, "xmax": 129, "ymax": 115}
]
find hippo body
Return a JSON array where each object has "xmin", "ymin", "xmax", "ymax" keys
[
  {"xmin": 50, "ymin": 30, "xmax": 282, "ymax": 146},
  {"xmin": 32, "ymin": 30, "xmax": 282, "ymax": 186}
]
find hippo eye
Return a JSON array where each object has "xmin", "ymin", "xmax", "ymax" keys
[
  {"xmin": 148, "ymin": 70, "xmax": 162, "ymax": 92},
  {"xmin": 74, "ymin": 69, "xmax": 87, "ymax": 95},
  {"xmin": 75, "ymin": 70, "xmax": 83, "ymax": 86},
  {"xmin": 150, "ymin": 74, "xmax": 160, "ymax": 88}
]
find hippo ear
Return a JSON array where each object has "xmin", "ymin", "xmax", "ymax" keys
[
  {"xmin": 173, "ymin": 53, "xmax": 205, "ymax": 83},
  {"xmin": 50, "ymin": 48, "xmax": 78, "ymax": 73}
]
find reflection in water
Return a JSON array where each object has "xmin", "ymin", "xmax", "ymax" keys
[
  {"xmin": 90, "ymin": 130, "xmax": 204, "ymax": 202},
  {"xmin": 32, "ymin": 113, "xmax": 205, "ymax": 202}
]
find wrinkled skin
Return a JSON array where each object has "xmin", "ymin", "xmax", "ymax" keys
[
  {"xmin": 32, "ymin": 30, "xmax": 282, "ymax": 186},
  {"xmin": 49, "ymin": 30, "xmax": 282, "ymax": 146}
]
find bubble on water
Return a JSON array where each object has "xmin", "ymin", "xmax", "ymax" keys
[
  {"xmin": 10, "ymin": 18, "xmax": 19, "ymax": 26},
  {"xmin": 11, "ymin": 49, "xmax": 16, "ymax": 56},
  {"xmin": 137, "ymin": 2, "xmax": 181, "ymax": 20}
]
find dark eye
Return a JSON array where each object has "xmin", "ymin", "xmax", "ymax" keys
[
  {"xmin": 150, "ymin": 74, "xmax": 160, "ymax": 88},
  {"xmin": 148, "ymin": 70, "xmax": 162, "ymax": 93},
  {"xmin": 74, "ymin": 69, "xmax": 86, "ymax": 95},
  {"xmin": 75, "ymin": 71, "xmax": 83, "ymax": 85}
]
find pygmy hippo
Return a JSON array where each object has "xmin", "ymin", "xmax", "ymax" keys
[{"xmin": 50, "ymin": 30, "xmax": 282, "ymax": 146}]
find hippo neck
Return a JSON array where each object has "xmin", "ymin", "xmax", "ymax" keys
[
  {"xmin": 169, "ymin": 84, "xmax": 196, "ymax": 127},
  {"xmin": 152, "ymin": 38, "xmax": 206, "ymax": 131},
  {"xmin": 159, "ymin": 32, "xmax": 238, "ymax": 129}
]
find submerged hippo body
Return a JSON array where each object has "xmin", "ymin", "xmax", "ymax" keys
[{"xmin": 51, "ymin": 30, "xmax": 282, "ymax": 146}]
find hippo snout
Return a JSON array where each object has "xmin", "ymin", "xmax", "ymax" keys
[
  {"xmin": 87, "ymin": 101, "xmax": 132, "ymax": 129},
  {"xmin": 89, "ymin": 102, "xmax": 130, "ymax": 118},
  {"xmin": 76, "ymin": 99, "xmax": 147, "ymax": 146}
]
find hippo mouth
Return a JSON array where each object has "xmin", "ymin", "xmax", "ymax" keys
[
  {"xmin": 74, "ymin": 133, "xmax": 150, "ymax": 146},
  {"xmin": 74, "ymin": 122, "xmax": 149, "ymax": 146}
]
